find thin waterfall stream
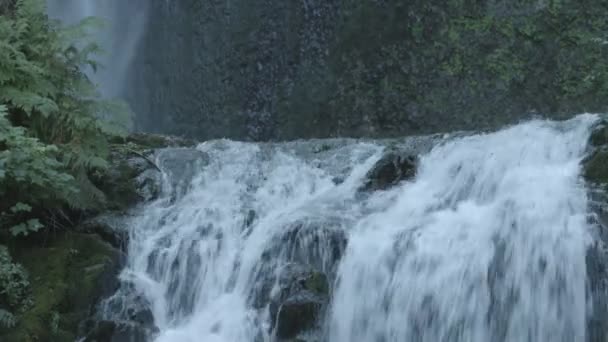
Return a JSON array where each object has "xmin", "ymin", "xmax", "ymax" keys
[
  {"xmin": 96, "ymin": 114, "xmax": 603, "ymax": 342},
  {"xmin": 45, "ymin": 0, "xmax": 147, "ymax": 99}
]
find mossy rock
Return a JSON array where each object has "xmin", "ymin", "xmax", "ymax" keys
[
  {"xmin": 275, "ymin": 292, "xmax": 324, "ymax": 339},
  {"xmin": 584, "ymin": 149, "xmax": 608, "ymax": 185},
  {"xmin": 589, "ymin": 124, "xmax": 608, "ymax": 148},
  {"xmin": 94, "ymin": 148, "xmax": 159, "ymax": 211},
  {"xmin": 1, "ymin": 232, "xmax": 121, "ymax": 342},
  {"xmin": 111, "ymin": 133, "xmax": 197, "ymax": 151},
  {"xmin": 303, "ymin": 272, "xmax": 328, "ymax": 296},
  {"xmin": 98, "ymin": 133, "xmax": 199, "ymax": 211},
  {"xmin": 360, "ymin": 149, "xmax": 418, "ymax": 192}
]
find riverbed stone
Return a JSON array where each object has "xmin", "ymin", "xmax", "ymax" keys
[
  {"xmin": 360, "ymin": 149, "xmax": 418, "ymax": 191},
  {"xmin": 267, "ymin": 264, "xmax": 330, "ymax": 340}
]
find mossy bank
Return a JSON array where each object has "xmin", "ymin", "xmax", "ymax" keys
[{"xmin": 0, "ymin": 134, "xmax": 194, "ymax": 342}]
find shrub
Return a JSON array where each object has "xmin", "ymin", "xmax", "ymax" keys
[{"xmin": 0, "ymin": 0, "xmax": 131, "ymax": 236}]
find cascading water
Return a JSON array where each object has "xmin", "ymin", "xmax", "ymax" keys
[
  {"xmin": 101, "ymin": 114, "xmax": 602, "ymax": 342},
  {"xmin": 45, "ymin": 0, "xmax": 147, "ymax": 98}
]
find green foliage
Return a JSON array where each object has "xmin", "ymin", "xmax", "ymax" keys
[
  {"xmin": 274, "ymin": 0, "xmax": 608, "ymax": 138},
  {"xmin": 0, "ymin": 0, "xmax": 132, "ymax": 234},
  {"xmin": 0, "ymin": 245, "xmax": 30, "ymax": 328}
]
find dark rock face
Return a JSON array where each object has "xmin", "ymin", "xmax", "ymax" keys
[
  {"xmin": 589, "ymin": 124, "xmax": 608, "ymax": 148},
  {"xmin": 94, "ymin": 150, "xmax": 159, "ymax": 211},
  {"xmin": 584, "ymin": 119, "xmax": 608, "ymax": 342},
  {"xmin": 246, "ymin": 218, "xmax": 343, "ymax": 340},
  {"xmin": 275, "ymin": 292, "xmax": 324, "ymax": 340},
  {"xmin": 584, "ymin": 122, "xmax": 608, "ymax": 186},
  {"xmin": 95, "ymin": 133, "xmax": 201, "ymax": 211},
  {"xmin": 0, "ymin": 233, "xmax": 124, "ymax": 342},
  {"xmin": 80, "ymin": 214, "xmax": 130, "ymax": 250},
  {"xmin": 128, "ymin": 0, "xmax": 608, "ymax": 141},
  {"xmin": 269, "ymin": 264, "xmax": 329, "ymax": 340},
  {"xmin": 360, "ymin": 149, "xmax": 417, "ymax": 191},
  {"xmin": 83, "ymin": 320, "xmax": 148, "ymax": 342}
]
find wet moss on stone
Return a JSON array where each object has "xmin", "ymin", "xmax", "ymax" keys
[
  {"xmin": 1, "ymin": 233, "xmax": 120, "ymax": 342},
  {"xmin": 585, "ymin": 150, "xmax": 608, "ymax": 185},
  {"xmin": 590, "ymin": 125, "xmax": 608, "ymax": 148},
  {"xmin": 303, "ymin": 272, "xmax": 329, "ymax": 296}
]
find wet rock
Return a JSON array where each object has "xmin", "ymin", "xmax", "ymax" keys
[
  {"xmin": 156, "ymin": 148, "xmax": 210, "ymax": 197},
  {"xmin": 83, "ymin": 320, "xmax": 148, "ymax": 342},
  {"xmin": 275, "ymin": 292, "xmax": 325, "ymax": 340},
  {"xmin": 586, "ymin": 240, "xmax": 608, "ymax": 342},
  {"xmin": 584, "ymin": 149, "xmax": 608, "ymax": 185},
  {"xmin": 123, "ymin": 133, "xmax": 196, "ymax": 149},
  {"xmin": 94, "ymin": 149, "xmax": 160, "ymax": 211},
  {"xmin": 589, "ymin": 121, "xmax": 608, "ymax": 147},
  {"xmin": 95, "ymin": 132, "xmax": 198, "ymax": 211},
  {"xmin": 80, "ymin": 214, "xmax": 130, "ymax": 250},
  {"xmin": 583, "ymin": 120, "xmax": 608, "ymax": 341},
  {"xmin": 244, "ymin": 209, "xmax": 257, "ymax": 228},
  {"xmin": 585, "ymin": 119, "xmax": 608, "ymax": 186},
  {"xmin": 84, "ymin": 320, "xmax": 117, "ymax": 342},
  {"xmin": 360, "ymin": 149, "xmax": 417, "ymax": 191},
  {"xmin": 269, "ymin": 264, "xmax": 330, "ymax": 340},
  {"xmin": 249, "ymin": 217, "xmax": 345, "ymax": 314},
  {"xmin": 278, "ymin": 219, "xmax": 347, "ymax": 269}
]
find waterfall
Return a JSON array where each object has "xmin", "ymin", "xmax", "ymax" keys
[
  {"xmin": 45, "ymin": 0, "xmax": 147, "ymax": 98},
  {"xmin": 330, "ymin": 117, "xmax": 593, "ymax": 341},
  {"xmin": 103, "ymin": 114, "xmax": 600, "ymax": 341}
]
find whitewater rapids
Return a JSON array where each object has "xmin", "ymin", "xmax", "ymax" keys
[{"xmin": 105, "ymin": 114, "xmax": 600, "ymax": 342}]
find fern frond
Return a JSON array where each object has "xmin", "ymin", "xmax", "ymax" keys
[{"xmin": 0, "ymin": 0, "xmax": 134, "ymax": 234}]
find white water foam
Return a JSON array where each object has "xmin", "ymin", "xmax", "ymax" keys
[{"xmin": 112, "ymin": 115, "xmax": 598, "ymax": 342}]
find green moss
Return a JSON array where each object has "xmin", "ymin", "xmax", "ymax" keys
[
  {"xmin": 120, "ymin": 133, "xmax": 195, "ymax": 150},
  {"xmin": 584, "ymin": 150, "xmax": 608, "ymax": 185},
  {"xmin": 1, "ymin": 233, "xmax": 119, "ymax": 342},
  {"xmin": 589, "ymin": 125, "xmax": 608, "ymax": 147},
  {"xmin": 303, "ymin": 272, "xmax": 328, "ymax": 296},
  {"xmin": 100, "ymin": 157, "xmax": 142, "ymax": 211}
]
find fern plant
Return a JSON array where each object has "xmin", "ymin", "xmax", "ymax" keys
[{"xmin": 0, "ymin": 0, "xmax": 132, "ymax": 235}]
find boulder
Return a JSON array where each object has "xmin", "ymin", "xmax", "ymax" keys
[
  {"xmin": 589, "ymin": 122, "xmax": 608, "ymax": 147},
  {"xmin": 93, "ymin": 149, "xmax": 160, "ymax": 211},
  {"xmin": 275, "ymin": 292, "xmax": 325, "ymax": 340},
  {"xmin": 94, "ymin": 132, "xmax": 199, "ymax": 211},
  {"xmin": 276, "ymin": 219, "xmax": 347, "ymax": 269},
  {"xmin": 268, "ymin": 264, "xmax": 330, "ymax": 340},
  {"xmin": 82, "ymin": 284, "xmax": 158, "ymax": 342},
  {"xmin": 80, "ymin": 214, "xmax": 130, "ymax": 250},
  {"xmin": 83, "ymin": 320, "xmax": 149, "ymax": 342},
  {"xmin": 584, "ymin": 149, "xmax": 608, "ymax": 185},
  {"xmin": 360, "ymin": 149, "xmax": 417, "ymax": 191}
]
